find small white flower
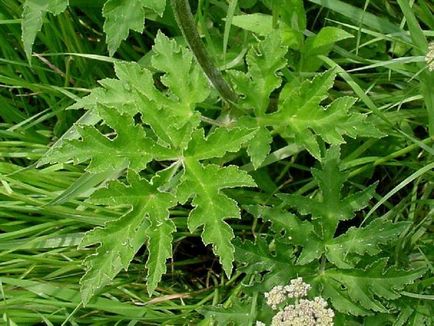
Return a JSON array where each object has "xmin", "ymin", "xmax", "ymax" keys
[
  {"xmin": 270, "ymin": 298, "xmax": 334, "ymax": 326},
  {"xmin": 265, "ymin": 285, "xmax": 288, "ymax": 309},
  {"xmin": 265, "ymin": 277, "xmax": 312, "ymax": 309},
  {"xmin": 426, "ymin": 42, "xmax": 434, "ymax": 71},
  {"xmin": 285, "ymin": 277, "xmax": 311, "ymax": 299}
]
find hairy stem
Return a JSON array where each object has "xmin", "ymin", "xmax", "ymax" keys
[{"xmin": 171, "ymin": 0, "xmax": 238, "ymax": 105}]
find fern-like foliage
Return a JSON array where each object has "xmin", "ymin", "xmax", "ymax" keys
[
  {"xmin": 230, "ymin": 32, "xmax": 383, "ymax": 166},
  {"xmin": 321, "ymin": 259, "xmax": 426, "ymax": 316},
  {"xmin": 276, "ymin": 146, "xmax": 383, "ymax": 264},
  {"xmin": 38, "ymin": 24, "xmax": 423, "ymax": 317},
  {"xmin": 43, "ymin": 107, "xmax": 166, "ymax": 173},
  {"xmin": 236, "ymin": 147, "xmax": 425, "ymax": 317},
  {"xmin": 80, "ymin": 170, "xmax": 176, "ymax": 302},
  {"xmin": 234, "ymin": 236, "xmax": 302, "ymax": 292},
  {"xmin": 42, "ymin": 32, "xmax": 256, "ymax": 304},
  {"xmin": 325, "ymin": 218, "xmax": 411, "ymax": 269},
  {"xmin": 178, "ymin": 129, "xmax": 256, "ymax": 276},
  {"xmin": 21, "ymin": 0, "xmax": 165, "ymax": 58}
]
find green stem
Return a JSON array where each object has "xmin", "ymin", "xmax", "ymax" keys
[{"xmin": 171, "ymin": 0, "xmax": 238, "ymax": 105}]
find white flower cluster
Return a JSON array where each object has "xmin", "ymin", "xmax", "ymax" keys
[
  {"xmin": 426, "ymin": 42, "xmax": 434, "ymax": 71},
  {"xmin": 264, "ymin": 277, "xmax": 311, "ymax": 309},
  {"xmin": 271, "ymin": 297, "xmax": 334, "ymax": 326},
  {"xmin": 260, "ymin": 278, "xmax": 334, "ymax": 326},
  {"xmin": 285, "ymin": 277, "xmax": 312, "ymax": 299},
  {"xmin": 264, "ymin": 285, "xmax": 289, "ymax": 310}
]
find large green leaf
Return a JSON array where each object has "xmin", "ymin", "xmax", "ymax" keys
[
  {"xmin": 185, "ymin": 127, "xmax": 257, "ymax": 160},
  {"xmin": 325, "ymin": 219, "xmax": 410, "ymax": 269},
  {"xmin": 103, "ymin": 0, "xmax": 166, "ymax": 55},
  {"xmin": 229, "ymin": 34, "xmax": 382, "ymax": 163},
  {"xmin": 80, "ymin": 171, "xmax": 176, "ymax": 304},
  {"xmin": 320, "ymin": 259, "xmax": 426, "ymax": 316},
  {"xmin": 46, "ymin": 32, "xmax": 210, "ymax": 154},
  {"xmin": 50, "ymin": 31, "xmax": 211, "ymax": 302},
  {"xmin": 21, "ymin": 0, "xmax": 69, "ymax": 61},
  {"xmin": 279, "ymin": 147, "xmax": 377, "ymax": 242},
  {"xmin": 40, "ymin": 33, "xmax": 249, "ymax": 304},
  {"xmin": 228, "ymin": 32, "xmax": 287, "ymax": 167},
  {"xmin": 268, "ymin": 71, "xmax": 383, "ymax": 159},
  {"xmin": 178, "ymin": 160, "xmax": 255, "ymax": 276},
  {"xmin": 115, "ymin": 32, "xmax": 209, "ymax": 147},
  {"xmin": 229, "ymin": 31, "xmax": 287, "ymax": 116},
  {"xmin": 71, "ymin": 31, "xmax": 210, "ymax": 125},
  {"xmin": 39, "ymin": 106, "xmax": 171, "ymax": 173}
]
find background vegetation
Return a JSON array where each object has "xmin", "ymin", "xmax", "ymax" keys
[{"xmin": 0, "ymin": 0, "xmax": 432, "ymax": 324}]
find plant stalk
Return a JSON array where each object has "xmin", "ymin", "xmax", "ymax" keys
[{"xmin": 171, "ymin": 0, "xmax": 238, "ymax": 106}]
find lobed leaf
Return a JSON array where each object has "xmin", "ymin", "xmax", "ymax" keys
[
  {"xmin": 80, "ymin": 171, "xmax": 176, "ymax": 304},
  {"xmin": 103, "ymin": 0, "xmax": 166, "ymax": 55},
  {"xmin": 248, "ymin": 205, "xmax": 323, "ymax": 265},
  {"xmin": 41, "ymin": 33, "xmax": 254, "ymax": 303},
  {"xmin": 230, "ymin": 35, "xmax": 382, "ymax": 164},
  {"xmin": 178, "ymin": 161, "xmax": 255, "ymax": 276},
  {"xmin": 234, "ymin": 237, "xmax": 298, "ymax": 291},
  {"xmin": 325, "ymin": 219, "xmax": 410, "ymax": 269},
  {"xmin": 151, "ymin": 32, "xmax": 210, "ymax": 128},
  {"xmin": 266, "ymin": 71, "xmax": 383, "ymax": 159},
  {"xmin": 321, "ymin": 259, "xmax": 426, "ymax": 315},
  {"xmin": 246, "ymin": 126, "xmax": 273, "ymax": 170},
  {"xmin": 40, "ymin": 106, "xmax": 170, "ymax": 173},
  {"xmin": 21, "ymin": 0, "xmax": 69, "ymax": 61},
  {"xmin": 228, "ymin": 32, "xmax": 287, "ymax": 167},
  {"xmin": 53, "ymin": 33, "xmax": 210, "ymax": 153},
  {"xmin": 185, "ymin": 127, "xmax": 257, "ymax": 160},
  {"xmin": 229, "ymin": 31, "xmax": 288, "ymax": 116},
  {"xmin": 279, "ymin": 146, "xmax": 377, "ymax": 240}
]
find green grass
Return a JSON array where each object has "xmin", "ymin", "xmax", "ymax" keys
[{"xmin": 1, "ymin": 0, "xmax": 433, "ymax": 325}]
